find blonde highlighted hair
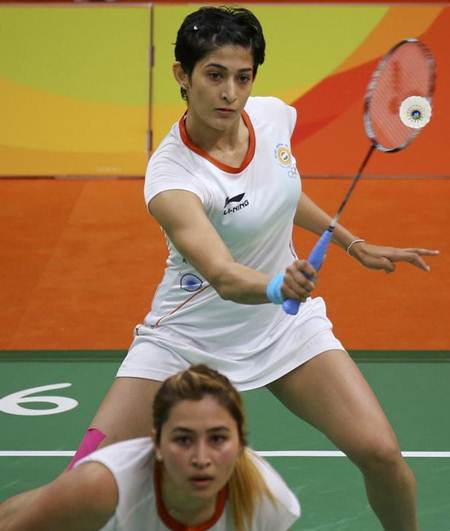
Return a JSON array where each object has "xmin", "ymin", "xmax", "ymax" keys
[{"xmin": 153, "ymin": 364, "xmax": 276, "ymax": 531}]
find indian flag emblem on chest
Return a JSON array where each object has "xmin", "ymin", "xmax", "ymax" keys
[{"xmin": 275, "ymin": 144, "xmax": 292, "ymax": 167}]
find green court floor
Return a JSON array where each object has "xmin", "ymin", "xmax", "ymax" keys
[{"xmin": 1, "ymin": 351, "xmax": 449, "ymax": 530}]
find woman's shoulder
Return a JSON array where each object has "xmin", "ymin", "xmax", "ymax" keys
[
  {"xmin": 77, "ymin": 437, "xmax": 154, "ymax": 475},
  {"xmin": 148, "ymin": 124, "xmax": 194, "ymax": 176},
  {"xmin": 245, "ymin": 96, "xmax": 292, "ymax": 116},
  {"xmin": 245, "ymin": 96, "xmax": 297, "ymax": 134},
  {"xmin": 247, "ymin": 449, "xmax": 301, "ymax": 520},
  {"xmin": 150, "ymin": 122, "xmax": 186, "ymax": 160}
]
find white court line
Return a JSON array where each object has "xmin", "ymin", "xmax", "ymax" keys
[
  {"xmin": 1, "ymin": 450, "xmax": 450, "ymax": 458},
  {"xmin": 258, "ymin": 451, "xmax": 450, "ymax": 458},
  {"xmin": 0, "ymin": 451, "xmax": 74, "ymax": 457}
]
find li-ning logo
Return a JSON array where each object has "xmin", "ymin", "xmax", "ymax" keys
[{"xmin": 223, "ymin": 193, "xmax": 249, "ymax": 215}]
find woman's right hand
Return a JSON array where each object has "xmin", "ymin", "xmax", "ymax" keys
[{"xmin": 282, "ymin": 260, "xmax": 317, "ymax": 302}]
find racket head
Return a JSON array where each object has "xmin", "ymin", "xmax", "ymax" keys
[{"xmin": 364, "ymin": 38, "xmax": 436, "ymax": 153}]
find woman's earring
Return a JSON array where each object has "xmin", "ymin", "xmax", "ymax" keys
[{"xmin": 156, "ymin": 452, "xmax": 163, "ymax": 462}]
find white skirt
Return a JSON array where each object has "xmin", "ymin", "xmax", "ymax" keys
[{"xmin": 117, "ymin": 297, "xmax": 345, "ymax": 391}]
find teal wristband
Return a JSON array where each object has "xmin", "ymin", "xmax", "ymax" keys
[{"xmin": 266, "ymin": 273, "xmax": 284, "ymax": 305}]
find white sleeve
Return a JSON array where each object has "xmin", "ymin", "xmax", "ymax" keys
[
  {"xmin": 286, "ymin": 104, "xmax": 298, "ymax": 139},
  {"xmin": 144, "ymin": 151, "xmax": 207, "ymax": 208},
  {"xmin": 250, "ymin": 451, "xmax": 301, "ymax": 530},
  {"xmin": 245, "ymin": 96, "xmax": 297, "ymax": 139}
]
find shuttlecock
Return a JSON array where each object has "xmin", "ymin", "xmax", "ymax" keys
[{"xmin": 399, "ymin": 96, "xmax": 432, "ymax": 129}]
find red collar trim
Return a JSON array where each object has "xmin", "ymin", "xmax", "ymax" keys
[
  {"xmin": 178, "ymin": 111, "xmax": 255, "ymax": 174},
  {"xmin": 154, "ymin": 461, "xmax": 228, "ymax": 531}
]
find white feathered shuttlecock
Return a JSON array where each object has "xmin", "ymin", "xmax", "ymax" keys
[{"xmin": 399, "ymin": 96, "xmax": 432, "ymax": 129}]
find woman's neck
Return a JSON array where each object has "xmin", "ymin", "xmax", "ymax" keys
[
  {"xmin": 160, "ymin": 468, "xmax": 217, "ymax": 526},
  {"xmin": 185, "ymin": 110, "xmax": 245, "ymax": 151},
  {"xmin": 184, "ymin": 111, "xmax": 249, "ymax": 169}
]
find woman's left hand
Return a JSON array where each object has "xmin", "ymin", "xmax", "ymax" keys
[{"xmin": 348, "ymin": 241, "xmax": 440, "ymax": 273}]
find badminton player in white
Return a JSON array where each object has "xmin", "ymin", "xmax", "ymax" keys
[
  {"xmin": 0, "ymin": 365, "xmax": 300, "ymax": 531},
  {"xmin": 67, "ymin": 6, "xmax": 438, "ymax": 530}
]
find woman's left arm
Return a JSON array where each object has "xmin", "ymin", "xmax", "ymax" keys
[{"xmin": 294, "ymin": 192, "xmax": 439, "ymax": 273}]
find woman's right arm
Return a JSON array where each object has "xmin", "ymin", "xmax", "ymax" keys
[
  {"xmin": 0, "ymin": 462, "xmax": 117, "ymax": 531},
  {"xmin": 149, "ymin": 189, "xmax": 316, "ymax": 304}
]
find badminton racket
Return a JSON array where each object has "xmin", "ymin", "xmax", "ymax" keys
[{"xmin": 283, "ymin": 38, "xmax": 436, "ymax": 315}]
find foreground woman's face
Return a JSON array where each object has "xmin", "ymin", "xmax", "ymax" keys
[{"xmin": 158, "ymin": 395, "xmax": 241, "ymax": 499}]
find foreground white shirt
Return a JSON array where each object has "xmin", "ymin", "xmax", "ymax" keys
[{"xmin": 78, "ymin": 437, "xmax": 300, "ymax": 531}]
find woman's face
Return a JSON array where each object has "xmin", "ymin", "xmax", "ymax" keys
[
  {"xmin": 174, "ymin": 45, "xmax": 255, "ymax": 132},
  {"xmin": 156, "ymin": 395, "xmax": 241, "ymax": 500}
]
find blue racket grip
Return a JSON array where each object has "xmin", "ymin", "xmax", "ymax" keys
[{"xmin": 282, "ymin": 228, "xmax": 334, "ymax": 315}]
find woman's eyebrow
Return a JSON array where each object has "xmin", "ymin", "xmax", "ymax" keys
[
  {"xmin": 171, "ymin": 426, "xmax": 231, "ymax": 434},
  {"xmin": 204, "ymin": 63, "xmax": 252, "ymax": 73}
]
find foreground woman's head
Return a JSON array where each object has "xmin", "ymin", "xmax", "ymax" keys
[
  {"xmin": 152, "ymin": 364, "xmax": 274, "ymax": 531},
  {"xmin": 153, "ymin": 365, "xmax": 245, "ymax": 497}
]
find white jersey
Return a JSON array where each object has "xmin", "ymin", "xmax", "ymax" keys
[
  {"xmin": 119, "ymin": 96, "xmax": 344, "ymax": 389},
  {"xmin": 143, "ymin": 96, "xmax": 299, "ymax": 340},
  {"xmin": 77, "ymin": 437, "xmax": 300, "ymax": 531}
]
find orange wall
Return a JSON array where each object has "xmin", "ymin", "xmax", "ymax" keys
[{"xmin": 1, "ymin": 178, "xmax": 448, "ymax": 350}]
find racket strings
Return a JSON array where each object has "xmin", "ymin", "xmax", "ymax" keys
[{"xmin": 366, "ymin": 41, "xmax": 434, "ymax": 151}]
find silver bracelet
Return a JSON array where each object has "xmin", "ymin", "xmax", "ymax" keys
[{"xmin": 346, "ymin": 238, "xmax": 365, "ymax": 256}]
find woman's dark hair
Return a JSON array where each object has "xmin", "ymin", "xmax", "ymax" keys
[{"xmin": 174, "ymin": 6, "xmax": 265, "ymax": 99}]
